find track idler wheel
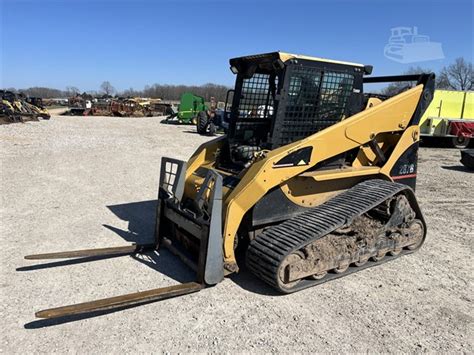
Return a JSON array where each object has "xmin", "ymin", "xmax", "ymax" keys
[
  {"xmin": 406, "ymin": 220, "xmax": 424, "ymax": 250},
  {"xmin": 277, "ymin": 251, "xmax": 304, "ymax": 290},
  {"xmin": 371, "ymin": 250, "xmax": 386, "ymax": 262},
  {"xmin": 333, "ymin": 261, "xmax": 350, "ymax": 274},
  {"xmin": 309, "ymin": 271, "xmax": 327, "ymax": 280},
  {"xmin": 389, "ymin": 232, "xmax": 403, "ymax": 256},
  {"xmin": 354, "ymin": 255, "xmax": 369, "ymax": 267}
]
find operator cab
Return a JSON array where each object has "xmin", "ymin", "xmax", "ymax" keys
[{"xmin": 220, "ymin": 52, "xmax": 371, "ymax": 170}]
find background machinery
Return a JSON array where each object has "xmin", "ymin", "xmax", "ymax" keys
[
  {"xmin": 1, "ymin": 90, "xmax": 50, "ymax": 124},
  {"xmin": 171, "ymin": 92, "xmax": 208, "ymax": 124},
  {"xmin": 25, "ymin": 52, "xmax": 434, "ymax": 319},
  {"xmin": 419, "ymin": 90, "xmax": 473, "ymax": 148},
  {"xmin": 166, "ymin": 93, "xmax": 229, "ymax": 134}
]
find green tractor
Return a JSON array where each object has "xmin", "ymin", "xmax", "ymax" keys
[
  {"xmin": 174, "ymin": 92, "xmax": 207, "ymax": 124},
  {"xmin": 165, "ymin": 92, "xmax": 220, "ymax": 135}
]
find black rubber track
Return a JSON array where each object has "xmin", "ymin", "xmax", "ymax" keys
[{"xmin": 246, "ymin": 179, "xmax": 427, "ymax": 293}]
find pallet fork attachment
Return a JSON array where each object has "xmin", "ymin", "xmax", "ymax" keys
[{"xmin": 24, "ymin": 157, "xmax": 224, "ymax": 319}]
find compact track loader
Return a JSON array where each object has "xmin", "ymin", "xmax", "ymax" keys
[{"xmin": 25, "ymin": 52, "xmax": 434, "ymax": 319}]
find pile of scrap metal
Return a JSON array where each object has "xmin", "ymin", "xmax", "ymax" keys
[
  {"xmin": 110, "ymin": 97, "xmax": 173, "ymax": 117},
  {"xmin": 61, "ymin": 93, "xmax": 96, "ymax": 116},
  {"xmin": 0, "ymin": 90, "xmax": 50, "ymax": 124},
  {"xmin": 61, "ymin": 94, "xmax": 173, "ymax": 117},
  {"xmin": 43, "ymin": 98, "xmax": 69, "ymax": 106}
]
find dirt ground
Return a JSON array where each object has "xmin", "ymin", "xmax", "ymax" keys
[{"xmin": 1, "ymin": 115, "xmax": 472, "ymax": 353}]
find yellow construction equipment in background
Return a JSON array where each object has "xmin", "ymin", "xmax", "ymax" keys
[{"xmin": 0, "ymin": 91, "xmax": 50, "ymax": 124}]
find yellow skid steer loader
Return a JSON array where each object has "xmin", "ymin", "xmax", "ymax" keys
[{"xmin": 25, "ymin": 52, "xmax": 434, "ymax": 319}]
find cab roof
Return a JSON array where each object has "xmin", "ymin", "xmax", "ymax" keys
[{"xmin": 229, "ymin": 51, "xmax": 365, "ymax": 70}]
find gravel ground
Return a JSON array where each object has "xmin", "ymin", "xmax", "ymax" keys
[{"xmin": 1, "ymin": 116, "xmax": 472, "ymax": 353}]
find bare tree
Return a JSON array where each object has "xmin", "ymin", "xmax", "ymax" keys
[
  {"xmin": 65, "ymin": 86, "xmax": 80, "ymax": 97},
  {"xmin": 100, "ymin": 81, "xmax": 116, "ymax": 96},
  {"xmin": 381, "ymin": 66, "xmax": 431, "ymax": 96},
  {"xmin": 436, "ymin": 57, "xmax": 473, "ymax": 90}
]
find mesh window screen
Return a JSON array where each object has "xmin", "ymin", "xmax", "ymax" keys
[
  {"xmin": 238, "ymin": 73, "xmax": 278, "ymax": 119},
  {"xmin": 278, "ymin": 67, "xmax": 354, "ymax": 146}
]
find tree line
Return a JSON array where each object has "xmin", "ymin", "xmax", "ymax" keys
[
  {"xmin": 122, "ymin": 83, "xmax": 231, "ymax": 102},
  {"xmin": 4, "ymin": 82, "xmax": 232, "ymax": 102},
  {"xmin": 4, "ymin": 57, "xmax": 471, "ymax": 100}
]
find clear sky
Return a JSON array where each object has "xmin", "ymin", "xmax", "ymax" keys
[{"xmin": 1, "ymin": 0, "xmax": 473, "ymax": 92}]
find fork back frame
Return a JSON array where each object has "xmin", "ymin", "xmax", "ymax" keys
[{"xmin": 156, "ymin": 157, "xmax": 224, "ymax": 285}]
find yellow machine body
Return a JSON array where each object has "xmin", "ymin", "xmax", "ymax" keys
[
  {"xmin": 184, "ymin": 83, "xmax": 424, "ymax": 269},
  {"xmin": 25, "ymin": 52, "xmax": 434, "ymax": 319}
]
